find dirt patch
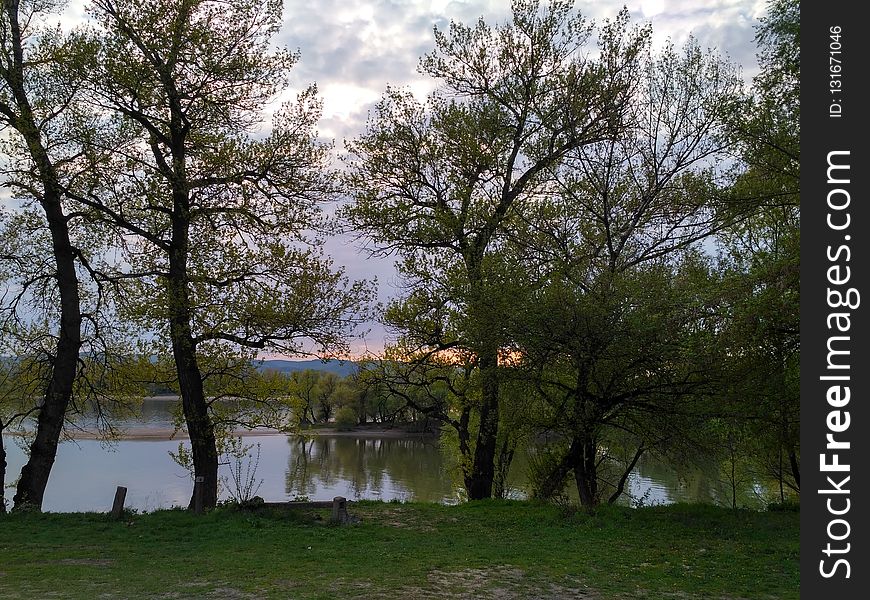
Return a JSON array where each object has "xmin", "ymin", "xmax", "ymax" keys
[
  {"xmin": 53, "ymin": 558, "xmax": 114, "ymax": 567},
  {"xmin": 146, "ymin": 583, "xmax": 258, "ymax": 600},
  {"xmin": 330, "ymin": 566, "xmax": 595, "ymax": 599},
  {"xmin": 204, "ymin": 587, "xmax": 258, "ymax": 599},
  {"xmin": 423, "ymin": 566, "xmax": 595, "ymax": 599},
  {"xmin": 355, "ymin": 506, "xmax": 436, "ymax": 532}
]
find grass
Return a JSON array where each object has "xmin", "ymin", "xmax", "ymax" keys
[{"xmin": 0, "ymin": 500, "xmax": 798, "ymax": 599}]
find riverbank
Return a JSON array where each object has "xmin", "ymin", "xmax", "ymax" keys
[
  {"xmin": 9, "ymin": 422, "xmax": 438, "ymax": 441},
  {"xmin": 0, "ymin": 501, "xmax": 798, "ymax": 599}
]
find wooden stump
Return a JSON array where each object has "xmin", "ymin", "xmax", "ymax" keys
[
  {"xmin": 331, "ymin": 496, "xmax": 348, "ymax": 524},
  {"xmin": 111, "ymin": 486, "xmax": 127, "ymax": 519}
]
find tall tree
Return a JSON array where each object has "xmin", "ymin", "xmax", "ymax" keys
[
  {"xmin": 0, "ymin": 0, "xmax": 87, "ymax": 510},
  {"xmin": 344, "ymin": 1, "xmax": 649, "ymax": 499},
  {"xmin": 715, "ymin": 0, "xmax": 800, "ymax": 497},
  {"xmin": 513, "ymin": 36, "xmax": 743, "ymax": 506},
  {"xmin": 75, "ymin": 0, "xmax": 370, "ymax": 509}
]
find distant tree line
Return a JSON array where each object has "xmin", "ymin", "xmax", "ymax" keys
[{"xmin": 259, "ymin": 367, "xmax": 438, "ymax": 429}]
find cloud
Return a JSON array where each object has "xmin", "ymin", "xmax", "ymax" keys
[
  {"xmin": 278, "ymin": 0, "xmax": 764, "ymax": 141},
  {"xmin": 320, "ymin": 227, "xmax": 400, "ymax": 357}
]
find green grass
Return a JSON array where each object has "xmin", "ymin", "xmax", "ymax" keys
[{"xmin": 0, "ymin": 501, "xmax": 798, "ymax": 599}]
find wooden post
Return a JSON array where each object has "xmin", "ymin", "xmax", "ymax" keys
[
  {"xmin": 194, "ymin": 476, "xmax": 204, "ymax": 514},
  {"xmin": 331, "ymin": 496, "xmax": 348, "ymax": 524},
  {"xmin": 111, "ymin": 486, "xmax": 127, "ymax": 519}
]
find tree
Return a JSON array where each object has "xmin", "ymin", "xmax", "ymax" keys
[
  {"xmin": 74, "ymin": 0, "xmax": 371, "ymax": 510},
  {"xmin": 344, "ymin": 1, "xmax": 650, "ymax": 499},
  {"xmin": 314, "ymin": 371, "xmax": 338, "ymax": 422},
  {"xmin": 0, "ymin": 0, "xmax": 90, "ymax": 510},
  {"xmin": 511, "ymin": 36, "xmax": 743, "ymax": 506},
  {"xmin": 714, "ymin": 0, "xmax": 800, "ymax": 498},
  {"xmin": 518, "ymin": 258, "xmax": 721, "ymax": 506},
  {"xmin": 289, "ymin": 369, "xmax": 319, "ymax": 426},
  {"xmin": 729, "ymin": 0, "xmax": 798, "ymax": 202}
]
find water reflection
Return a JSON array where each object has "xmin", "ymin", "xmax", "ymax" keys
[
  {"xmin": 284, "ymin": 436, "xmax": 452, "ymax": 503},
  {"xmin": 71, "ymin": 396, "xmax": 182, "ymax": 434}
]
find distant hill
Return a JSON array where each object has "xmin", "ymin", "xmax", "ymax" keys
[{"xmin": 256, "ymin": 359, "xmax": 358, "ymax": 378}]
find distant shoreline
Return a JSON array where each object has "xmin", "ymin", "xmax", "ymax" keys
[
  {"xmin": 5, "ymin": 424, "xmax": 438, "ymax": 442},
  {"xmin": 3, "ymin": 394, "xmax": 438, "ymax": 440}
]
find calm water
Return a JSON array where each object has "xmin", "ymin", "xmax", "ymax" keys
[{"xmin": 2, "ymin": 398, "xmax": 758, "ymax": 512}]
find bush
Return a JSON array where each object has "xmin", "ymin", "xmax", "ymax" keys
[
  {"xmin": 334, "ymin": 407, "xmax": 357, "ymax": 431},
  {"xmin": 526, "ymin": 444, "xmax": 570, "ymax": 501},
  {"xmin": 767, "ymin": 500, "xmax": 800, "ymax": 512}
]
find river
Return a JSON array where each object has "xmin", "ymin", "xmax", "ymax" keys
[{"xmin": 2, "ymin": 398, "xmax": 762, "ymax": 512}]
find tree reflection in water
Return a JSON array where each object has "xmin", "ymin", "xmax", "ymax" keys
[
  {"xmin": 285, "ymin": 436, "xmax": 453, "ymax": 502},
  {"xmin": 283, "ymin": 435, "xmax": 768, "ymax": 508}
]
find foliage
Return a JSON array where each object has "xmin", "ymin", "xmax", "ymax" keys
[
  {"xmin": 78, "ymin": 0, "xmax": 373, "ymax": 357},
  {"xmin": 0, "ymin": 0, "xmax": 145, "ymax": 510},
  {"xmin": 502, "ymin": 28, "xmax": 743, "ymax": 506},
  {"xmin": 334, "ymin": 406, "xmax": 357, "ymax": 431},
  {"xmin": 344, "ymin": 1, "xmax": 652, "ymax": 500},
  {"xmin": 64, "ymin": 0, "xmax": 372, "ymax": 508},
  {"xmin": 526, "ymin": 443, "xmax": 571, "ymax": 501},
  {"xmin": 0, "ymin": 4, "xmax": 76, "ymax": 383},
  {"xmin": 712, "ymin": 0, "xmax": 800, "ymax": 500},
  {"xmin": 0, "ymin": 0, "xmax": 802, "ymax": 521},
  {"xmin": 220, "ymin": 437, "xmax": 264, "ymax": 505}
]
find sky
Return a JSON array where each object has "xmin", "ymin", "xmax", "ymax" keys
[
  {"xmin": 274, "ymin": 0, "xmax": 767, "ymax": 142},
  {"xmin": 53, "ymin": 0, "xmax": 770, "ymax": 358}
]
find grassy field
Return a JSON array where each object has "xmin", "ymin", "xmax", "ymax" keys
[{"xmin": 0, "ymin": 501, "xmax": 798, "ymax": 599}]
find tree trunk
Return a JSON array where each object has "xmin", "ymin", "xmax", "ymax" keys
[
  {"xmin": 607, "ymin": 446, "xmax": 645, "ymax": 505},
  {"xmin": 168, "ymin": 296, "xmax": 219, "ymax": 509},
  {"xmin": 456, "ymin": 405, "xmax": 472, "ymax": 459},
  {"xmin": 12, "ymin": 188, "xmax": 82, "ymax": 510},
  {"xmin": 533, "ymin": 439, "xmax": 581, "ymax": 500},
  {"xmin": 492, "ymin": 435, "xmax": 517, "ymax": 499},
  {"xmin": 465, "ymin": 348, "xmax": 499, "ymax": 500},
  {"xmin": 1, "ymin": 430, "xmax": 7, "ymax": 514},
  {"xmin": 168, "ymin": 203, "xmax": 218, "ymax": 511},
  {"xmin": 357, "ymin": 397, "xmax": 367, "ymax": 425},
  {"xmin": 573, "ymin": 434, "xmax": 599, "ymax": 508},
  {"xmin": 172, "ymin": 329, "xmax": 219, "ymax": 511},
  {"xmin": 776, "ymin": 446, "xmax": 785, "ymax": 502},
  {"xmin": 788, "ymin": 448, "xmax": 800, "ymax": 491},
  {"xmin": 167, "ymin": 247, "xmax": 218, "ymax": 509}
]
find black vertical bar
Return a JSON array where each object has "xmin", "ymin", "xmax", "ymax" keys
[{"xmin": 801, "ymin": 1, "xmax": 868, "ymax": 596}]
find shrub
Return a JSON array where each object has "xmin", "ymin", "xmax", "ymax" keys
[
  {"xmin": 526, "ymin": 444, "xmax": 570, "ymax": 501},
  {"xmin": 767, "ymin": 500, "xmax": 800, "ymax": 512},
  {"xmin": 334, "ymin": 407, "xmax": 357, "ymax": 431}
]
